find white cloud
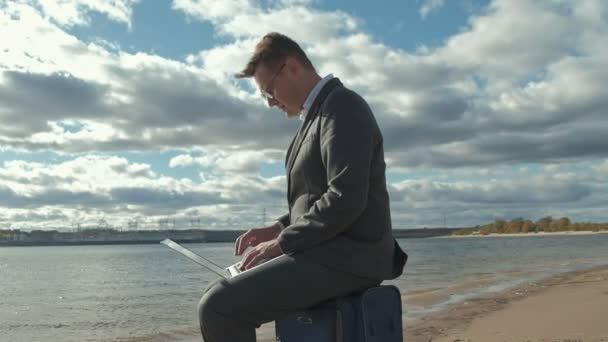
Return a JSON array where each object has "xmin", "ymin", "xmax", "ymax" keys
[
  {"xmin": 172, "ymin": 0, "xmax": 255, "ymax": 22},
  {"xmin": 434, "ymin": 0, "xmax": 600, "ymax": 93},
  {"xmin": 29, "ymin": 120, "xmax": 122, "ymax": 145},
  {"xmin": 169, "ymin": 154, "xmax": 195, "ymax": 168},
  {"xmin": 0, "ymin": 155, "xmax": 287, "ymax": 229},
  {"xmin": 0, "ymin": 2, "xmax": 145, "ymax": 90},
  {"xmin": 419, "ymin": 0, "xmax": 445, "ymax": 19},
  {"xmin": 0, "ymin": 156, "xmax": 157, "ymax": 193},
  {"xmin": 386, "ymin": 162, "xmax": 608, "ymax": 227},
  {"xmin": 169, "ymin": 149, "xmax": 283, "ymax": 173},
  {"xmin": 186, "ymin": 38, "xmax": 259, "ymax": 95},
  {"xmin": 0, "ymin": 3, "xmax": 298, "ymax": 152},
  {"xmin": 172, "ymin": 0, "xmax": 360, "ymax": 40},
  {"xmin": 34, "ymin": 0, "xmax": 138, "ymax": 28}
]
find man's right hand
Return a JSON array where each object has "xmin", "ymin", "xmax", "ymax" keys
[{"xmin": 234, "ymin": 222, "xmax": 282, "ymax": 256}]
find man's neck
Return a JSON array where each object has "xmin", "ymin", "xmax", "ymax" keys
[{"xmin": 298, "ymin": 73, "xmax": 322, "ymax": 108}]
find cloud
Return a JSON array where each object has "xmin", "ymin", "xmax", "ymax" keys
[
  {"xmin": 108, "ymin": 187, "xmax": 224, "ymax": 208},
  {"xmin": 419, "ymin": 0, "xmax": 445, "ymax": 19},
  {"xmin": 386, "ymin": 162, "xmax": 608, "ymax": 227},
  {"xmin": 0, "ymin": 71, "xmax": 111, "ymax": 137},
  {"xmin": 173, "ymin": 0, "xmax": 359, "ymax": 40},
  {"xmin": 28, "ymin": 0, "xmax": 138, "ymax": 28},
  {"xmin": 0, "ymin": 155, "xmax": 287, "ymax": 229},
  {"xmin": 4, "ymin": 0, "xmax": 605, "ymax": 168},
  {"xmin": 1, "ymin": 3, "xmax": 310, "ymax": 153},
  {"xmin": 172, "ymin": 0, "xmax": 256, "ymax": 22},
  {"xmin": 371, "ymin": 0, "xmax": 608, "ymax": 168},
  {"xmin": 1, "ymin": 0, "xmax": 608, "ymax": 229},
  {"xmin": 169, "ymin": 149, "xmax": 283, "ymax": 173},
  {"xmin": 392, "ymin": 177, "xmax": 591, "ymax": 206},
  {"xmin": 169, "ymin": 154, "xmax": 195, "ymax": 168}
]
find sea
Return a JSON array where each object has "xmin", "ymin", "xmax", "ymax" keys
[{"xmin": 1, "ymin": 233, "xmax": 607, "ymax": 341}]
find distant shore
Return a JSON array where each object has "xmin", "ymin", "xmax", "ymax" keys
[
  {"xmin": 441, "ymin": 230, "xmax": 608, "ymax": 238},
  {"xmin": 0, "ymin": 228, "xmax": 462, "ymax": 247}
]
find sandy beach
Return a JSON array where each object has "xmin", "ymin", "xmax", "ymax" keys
[
  {"xmin": 406, "ymin": 265, "xmax": 608, "ymax": 342},
  {"xmin": 256, "ymin": 265, "xmax": 608, "ymax": 342}
]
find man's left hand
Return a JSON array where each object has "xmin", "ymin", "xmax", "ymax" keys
[{"xmin": 240, "ymin": 238, "xmax": 282, "ymax": 270}]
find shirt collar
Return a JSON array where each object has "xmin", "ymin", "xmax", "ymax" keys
[{"xmin": 300, "ymin": 74, "xmax": 334, "ymax": 121}]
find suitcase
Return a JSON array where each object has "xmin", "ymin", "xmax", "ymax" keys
[{"xmin": 275, "ymin": 285, "xmax": 402, "ymax": 342}]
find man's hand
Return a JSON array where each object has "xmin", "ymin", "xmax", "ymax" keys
[
  {"xmin": 239, "ymin": 238, "xmax": 283, "ymax": 270},
  {"xmin": 234, "ymin": 223, "xmax": 281, "ymax": 256}
]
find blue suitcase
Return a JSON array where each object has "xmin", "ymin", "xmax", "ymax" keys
[{"xmin": 275, "ymin": 285, "xmax": 402, "ymax": 342}]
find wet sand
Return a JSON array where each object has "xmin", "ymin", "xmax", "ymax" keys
[{"xmin": 406, "ymin": 265, "xmax": 608, "ymax": 342}]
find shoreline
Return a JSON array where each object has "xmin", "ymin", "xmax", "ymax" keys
[
  {"xmin": 405, "ymin": 264, "xmax": 608, "ymax": 341},
  {"xmin": 148, "ymin": 264, "xmax": 608, "ymax": 342},
  {"xmin": 258, "ymin": 264, "xmax": 608, "ymax": 342}
]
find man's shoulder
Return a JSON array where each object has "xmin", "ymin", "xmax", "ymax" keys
[
  {"xmin": 320, "ymin": 83, "xmax": 373, "ymax": 120},
  {"xmin": 324, "ymin": 83, "xmax": 362, "ymax": 105}
]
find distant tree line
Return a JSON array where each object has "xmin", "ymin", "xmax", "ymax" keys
[{"xmin": 453, "ymin": 216, "xmax": 608, "ymax": 235}]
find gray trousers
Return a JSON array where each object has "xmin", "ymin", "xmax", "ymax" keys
[{"xmin": 198, "ymin": 254, "xmax": 381, "ymax": 342}]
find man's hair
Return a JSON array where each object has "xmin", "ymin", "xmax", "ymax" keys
[{"xmin": 235, "ymin": 32, "xmax": 315, "ymax": 78}]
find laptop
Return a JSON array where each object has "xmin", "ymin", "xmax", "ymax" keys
[{"xmin": 160, "ymin": 238, "xmax": 268, "ymax": 278}]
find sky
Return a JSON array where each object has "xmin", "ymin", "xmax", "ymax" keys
[{"xmin": 1, "ymin": 0, "xmax": 607, "ymax": 231}]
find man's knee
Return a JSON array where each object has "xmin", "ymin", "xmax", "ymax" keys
[
  {"xmin": 198, "ymin": 277, "xmax": 269, "ymax": 330},
  {"xmin": 198, "ymin": 278, "xmax": 229, "ymax": 323}
]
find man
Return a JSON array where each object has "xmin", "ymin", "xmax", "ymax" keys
[{"xmin": 197, "ymin": 32, "xmax": 406, "ymax": 342}]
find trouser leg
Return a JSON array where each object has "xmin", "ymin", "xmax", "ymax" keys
[
  {"xmin": 198, "ymin": 253, "xmax": 380, "ymax": 342},
  {"xmin": 199, "ymin": 290, "xmax": 256, "ymax": 342}
]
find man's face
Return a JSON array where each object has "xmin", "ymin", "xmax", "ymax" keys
[{"xmin": 254, "ymin": 61, "xmax": 300, "ymax": 117}]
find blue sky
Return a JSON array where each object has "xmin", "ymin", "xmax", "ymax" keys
[
  {"xmin": 1, "ymin": 0, "xmax": 607, "ymax": 230},
  {"xmin": 69, "ymin": 1, "xmax": 487, "ymax": 59}
]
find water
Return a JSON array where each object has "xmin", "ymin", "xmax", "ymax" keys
[
  {"xmin": 1, "ymin": 234, "xmax": 607, "ymax": 341},
  {"xmin": 388, "ymin": 234, "xmax": 608, "ymax": 321}
]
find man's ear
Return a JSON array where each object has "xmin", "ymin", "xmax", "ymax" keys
[{"xmin": 284, "ymin": 56, "xmax": 300, "ymax": 76}]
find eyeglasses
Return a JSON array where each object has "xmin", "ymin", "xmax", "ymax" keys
[{"xmin": 260, "ymin": 63, "xmax": 286, "ymax": 101}]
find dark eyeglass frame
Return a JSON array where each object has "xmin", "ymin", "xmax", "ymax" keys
[{"xmin": 260, "ymin": 63, "xmax": 286, "ymax": 101}]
